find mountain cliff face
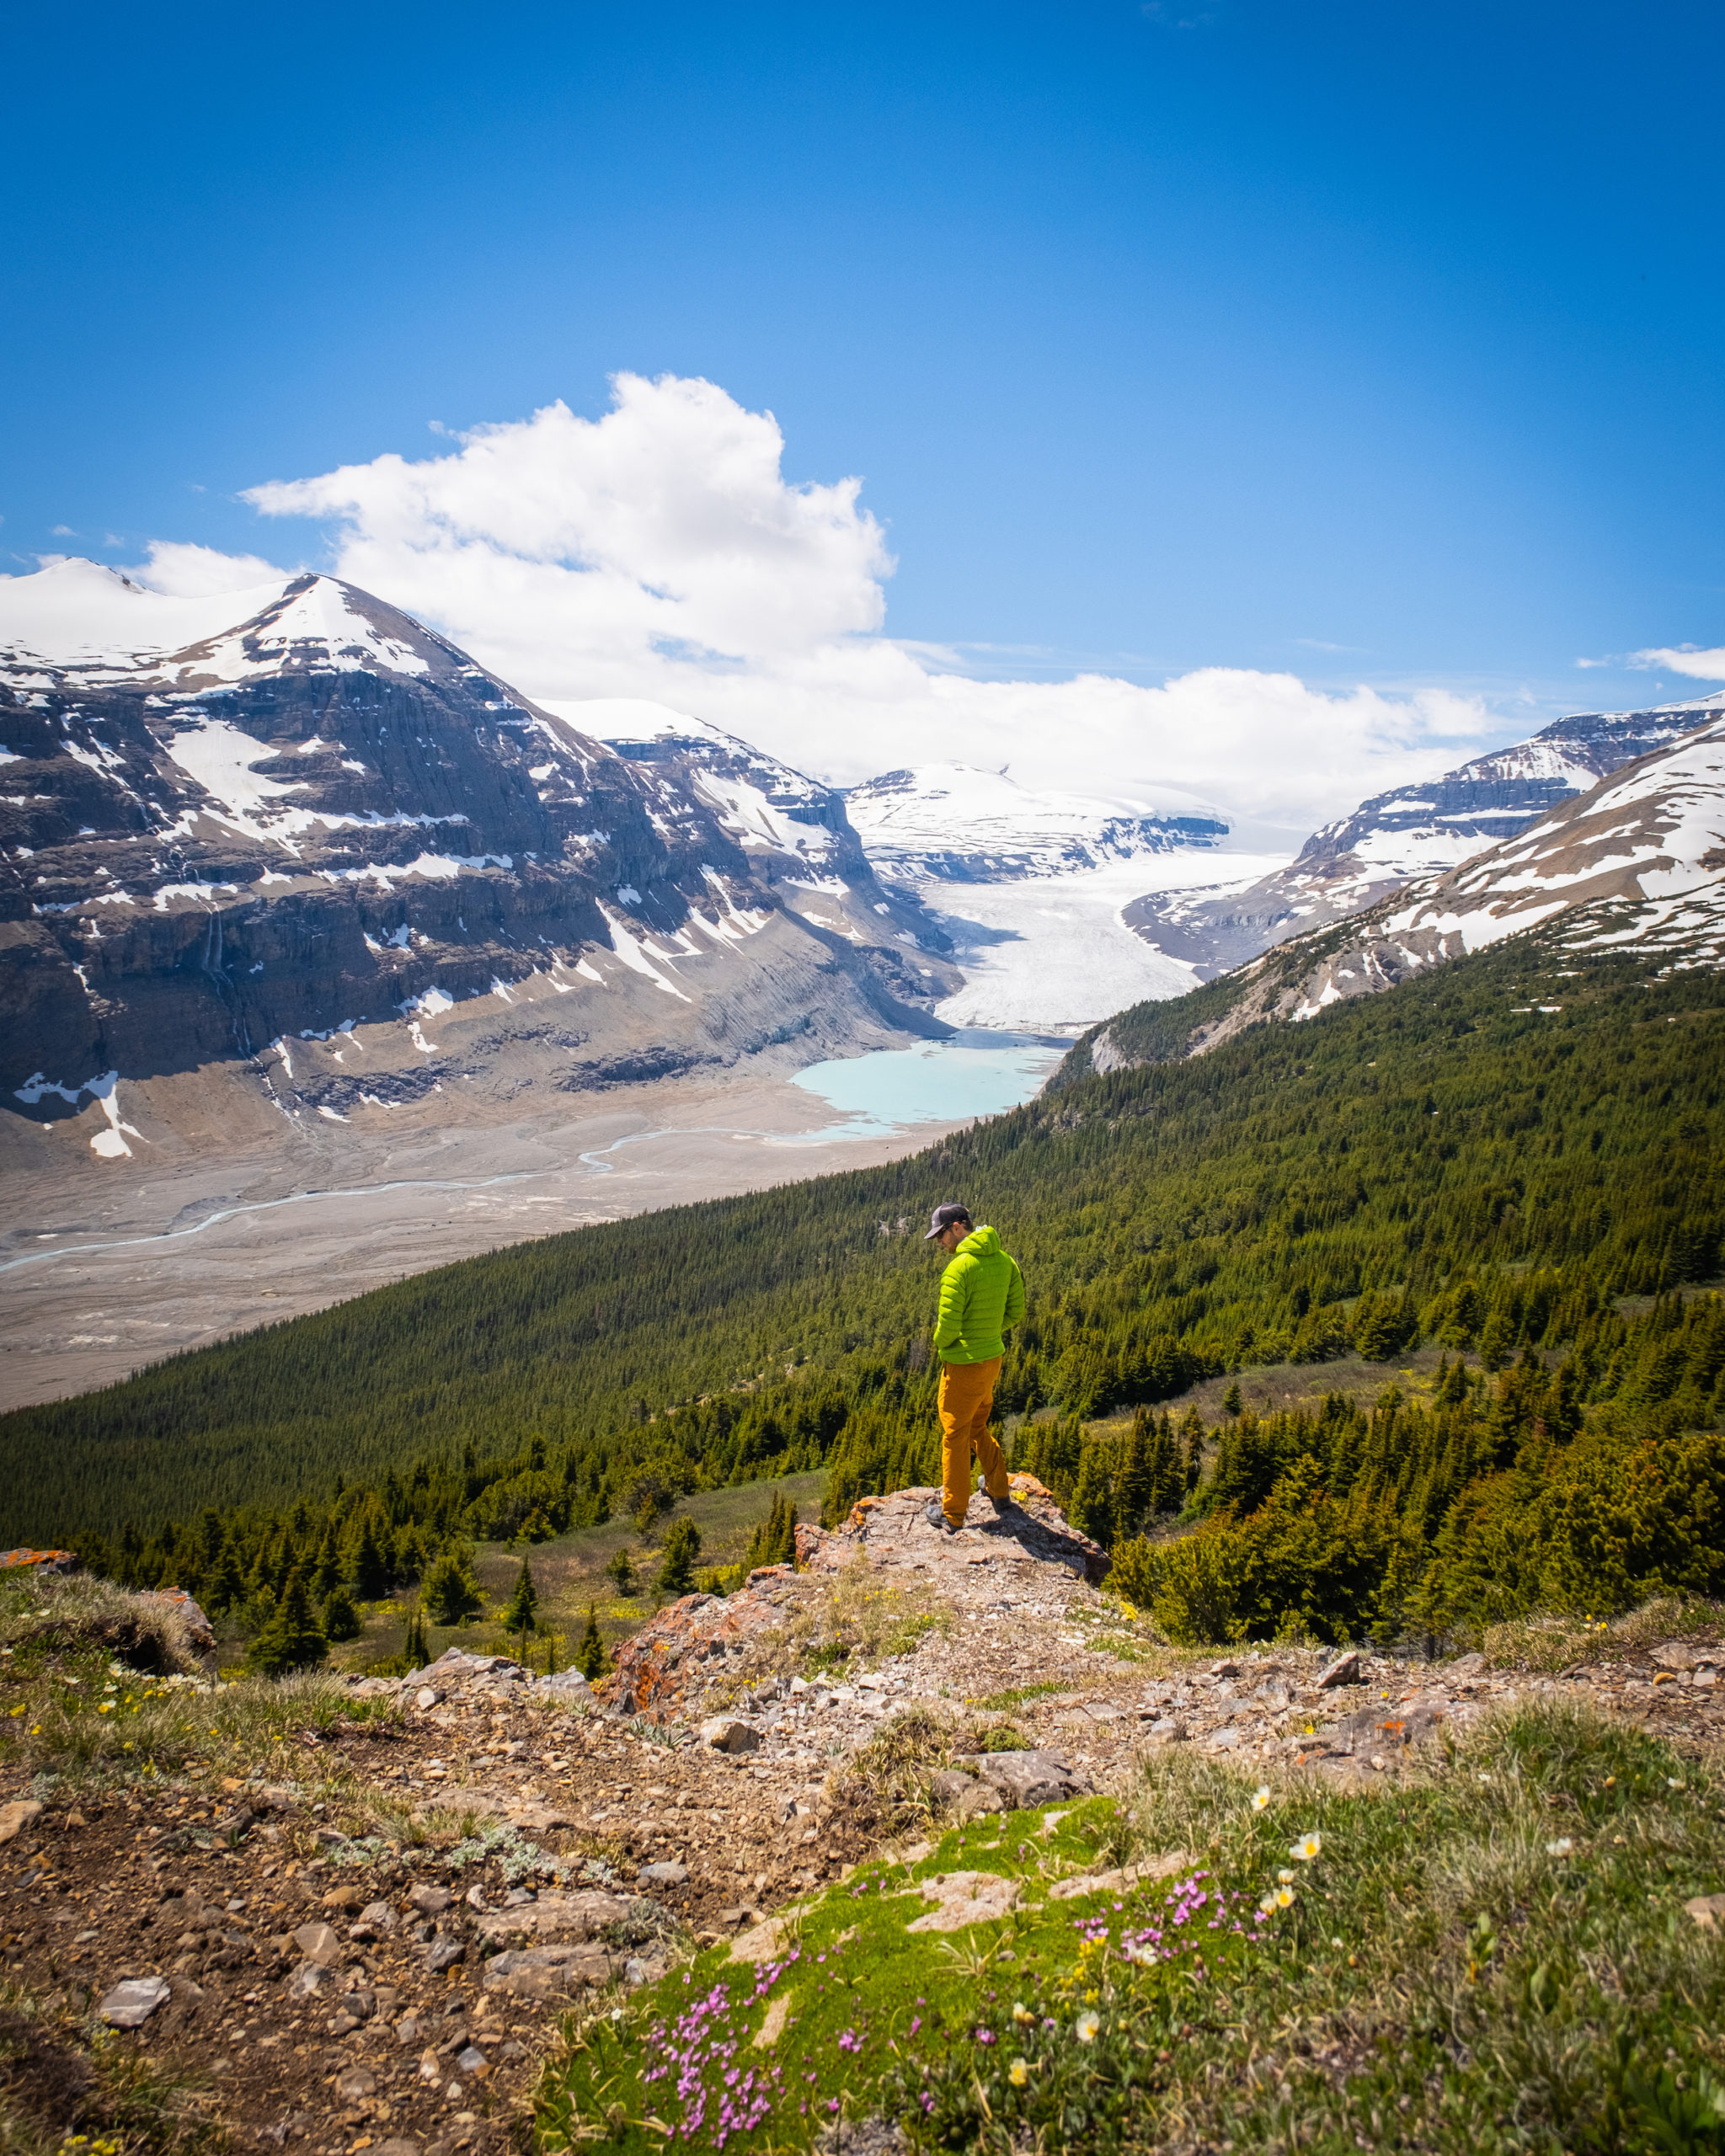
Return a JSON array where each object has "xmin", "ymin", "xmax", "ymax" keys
[
  {"xmin": 1121, "ymin": 699, "xmax": 1724, "ymax": 979},
  {"xmin": 586, "ymin": 704, "xmax": 955, "ymax": 1011},
  {"xmin": 1065, "ymin": 708, "xmax": 1725, "ymax": 1076},
  {"xmin": 843, "ymin": 761, "xmax": 1226, "ymax": 883},
  {"xmin": 0, "ymin": 562, "xmax": 951, "ymax": 1149}
]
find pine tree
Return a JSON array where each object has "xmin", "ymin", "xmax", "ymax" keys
[
  {"xmin": 423, "ymin": 1548, "xmax": 483, "ymax": 1625},
  {"xmin": 246, "ymin": 1569, "xmax": 328, "ymax": 1676},
  {"xmin": 1222, "ymin": 1381, "xmax": 1242, "ymax": 1417},
  {"xmin": 658, "ymin": 1518, "xmax": 702, "ymax": 1595},
  {"xmin": 576, "ymin": 1602, "xmax": 607, "ymax": 1680},
  {"xmin": 605, "ymin": 1545, "xmax": 636, "ymax": 1595},
  {"xmin": 403, "ymin": 1605, "xmax": 430, "ymax": 1670},
  {"xmin": 503, "ymin": 1555, "xmax": 538, "ymax": 1652}
]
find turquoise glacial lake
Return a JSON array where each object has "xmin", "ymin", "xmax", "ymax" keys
[{"xmin": 787, "ymin": 1027, "xmax": 1067, "ymax": 1140}]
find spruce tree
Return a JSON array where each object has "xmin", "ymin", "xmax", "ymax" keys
[
  {"xmin": 657, "ymin": 1518, "xmax": 702, "ymax": 1595},
  {"xmin": 322, "ymin": 1583, "xmax": 362, "ymax": 1642},
  {"xmin": 246, "ymin": 1569, "xmax": 328, "ymax": 1676},
  {"xmin": 605, "ymin": 1545, "xmax": 636, "ymax": 1595},
  {"xmin": 309, "ymin": 1524, "xmax": 343, "ymax": 1601},
  {"xmin": 1114, "ymin": 1412, "xmax": 1153, "ymax": 1543},
  {"xmin": 576, "ymin": 1602, "xmax": 606, "ymax": 1680},
  {"xmin": 205, "ymin": 1535, "xmax": 247, "ymax": 1615},
  {"xmin": 345, "ymin": 1513, "xmax": 390, "ymax": 1600},
  {"xmin": 1221, "ymin": 1380, "xmax": 1242, "ymax": 1417},
  {"xmin": 1068, "ymin": 1444, "xmax": 1112, "ymax": 1546},
  {"xmin": 403, "ymin": 1605, "xmax": 430, "ymax": 1670},
  {"xmin": 423, "ymin": 1548, "xmax": 483, "ymax": 1625},
  {"xmin": 503, "ymin": 1555, "xmax": 538, "ymax": 1653}
]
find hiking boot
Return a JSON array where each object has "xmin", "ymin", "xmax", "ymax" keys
[
  {"xmin": 924, "ymin": 1499, "xmax": 957, "ymax": 1534},
  {"xmin": 980, "ymin": 1489, "xmax": 1022, "ymax": 1518}
]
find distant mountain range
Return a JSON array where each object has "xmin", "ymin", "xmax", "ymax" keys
[
  {"xmin": 843, "ymin": 762, "xmax": 1226, "ymax": 881},
  {"xmin": 1064, "ymin": 706, "xmax": 1725, "ymax": 1077},
  {"xmin": 8, "ymin": 553, "xmax": 1723, "ymax": 1166},
  {"xmin": 1121, "ymin": 699, "xmax": 1724, "ymax": 979},
  {"xmin": 0, "ymin": 561, "xmax": 954, "ymax": 1153}
]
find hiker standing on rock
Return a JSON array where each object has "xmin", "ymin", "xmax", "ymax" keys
[{"xmin": 921, "ymin": 1202, "xmax": 1026, "ymax": 1533}]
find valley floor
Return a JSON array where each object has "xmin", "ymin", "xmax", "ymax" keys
[{"xmin": 0, "ymin": 1058, "xmax": 975, "ymax": 1414}]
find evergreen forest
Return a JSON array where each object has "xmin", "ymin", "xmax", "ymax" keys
[{"xmin": 3, "ymin": 931, "xmax": 1722, "ymax": 1651}]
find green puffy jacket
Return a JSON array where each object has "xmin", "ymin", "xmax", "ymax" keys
[{"xmin": 933, "ymin": 1224, "xmax": 1026, "ymax": 1366}]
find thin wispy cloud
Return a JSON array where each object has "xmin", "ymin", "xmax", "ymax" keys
[{"xmin": 1632, "ymin": 643, "xmax": 1725, "ymax": 681}]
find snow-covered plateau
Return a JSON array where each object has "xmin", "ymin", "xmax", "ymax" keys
[{"xmin": 844, "ymin": 761, "xmax": 1226, "ymax": 882}]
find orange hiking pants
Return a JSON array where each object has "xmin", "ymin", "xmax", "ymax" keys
[{"xmin": 938, "ymin": 1355, "xmax": 1008, "ymax": 1527}]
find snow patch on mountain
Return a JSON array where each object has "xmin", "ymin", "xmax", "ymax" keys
[{"xmin": 1122, "ymin": 697, "xmax": 1725, "ymax": 981}]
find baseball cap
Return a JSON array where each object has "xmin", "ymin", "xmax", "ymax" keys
[{"xmin": 924, "ymin": 1202, "xmax": 971, "ymax": 1241}]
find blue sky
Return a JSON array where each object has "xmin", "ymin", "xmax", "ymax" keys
[{"xmin": 3, "ymin": 0, "xmax": 1722, "ymax": 823}]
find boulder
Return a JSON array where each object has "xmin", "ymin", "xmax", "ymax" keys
[
  {"xmin": 962, "ymin": 1750, "xmax": 1092, "ymax": 1810},
  {"xmin": 533, "ymin": 1671, "xmax": 595, "ymax": 1703},
  {"xmin": 1316, "ymin": 1650, "xmax": 1363, "ymax": 1689}
]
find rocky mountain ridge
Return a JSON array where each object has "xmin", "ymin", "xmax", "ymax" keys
[
  {"xmin": 0, "ymin": 562, "xmax": 953, "ymax": 1157},
  {"xmin": 1121, "ymin": 696, "xmax": 1725, "ymax": 979},
  {"xmin": 1071, "ymin": 707, "xmax": 1725, "ymax": 1074}
]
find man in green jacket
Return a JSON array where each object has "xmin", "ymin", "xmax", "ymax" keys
[{"xmin": 921, "ymin": 1202, "xmax": 1027, "ymax": 1532}]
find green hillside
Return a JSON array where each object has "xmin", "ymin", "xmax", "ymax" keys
[{"xmin": 4, "ymin": 931, "xmax": 1722, "ymax": 1646}]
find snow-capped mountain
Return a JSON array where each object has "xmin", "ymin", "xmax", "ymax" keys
[
  {"xmin": 843, "ymin": 762, "xmax": 1227, "ymax": 883},
  {"xmin": 562, "ymin": 700, "xmax": 954, "ymax": 1007},
  {"xmin": 0, "ymin": 561, "xmax": 950, "ymax": 1158},
  {"xmin": 1069, "ymin": 711, "xmax": 1725, "ymax": 1075},
  {"xmin": 1122, "ymin": 699, "xmax": 1725, "ymax": 979}
]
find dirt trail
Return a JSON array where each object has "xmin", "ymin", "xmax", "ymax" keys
[{"xmin": 3, "ymin": 1483, "xmax": 1721, "ymax": 2153}]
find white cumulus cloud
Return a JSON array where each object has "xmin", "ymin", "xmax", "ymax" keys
[
  {"xmin": 212, "ymin": 371, "xmax": 1498, "ymax": 838},
  {"xmin": 1632, "ymin": 643, "xmax": 1725, "ymax": 681},
  {"xmin": 125, "ymin": 538, "xmax": 292, "ymax": 598}
]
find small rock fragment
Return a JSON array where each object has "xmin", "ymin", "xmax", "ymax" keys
[
  {"xmin": 699, "ymin": 1716, "xmax": 761, "ymax": 1753},
  {"xmin": 408, "ymin": 1883, "xmax": 451, "ymax": 1916},
  {"xmin": 349, "ymin": 1900, "xmax": 396, "ymax": 1941},
  {"xmin": 292, "ymin": 1920, "xmax": 343, "ymax": 1967},
  {"xmin": 1317, "ymin": 1651, "xmax": 1363, "ymax": 1689},
  {"xmin": 334, "ymin": 2065, "xmax": 377, "ymax": 2101},
  {"xmin": 100, "ymin": 1976, "xmax": 171, "ymax": 2029},
  {"xmin": 0, "ymin": 1801, "xmax": 43, "ymax": 1845},
  {"xmin": 426, "ymin": 1939, "xmax": 467, "ymax": 1973},
  {"xmin": 1685, "ymin": 1893, "xmax": 1725, "ymax": 1931},
  {"xmin": 638, "ymin": 1860, "xmax": 689, "ymax": 1886}
]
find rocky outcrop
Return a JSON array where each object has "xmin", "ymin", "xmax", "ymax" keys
[{"xmin": 601, "ymin": 1478, "xmax": 1109, "ymax": 1722}]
